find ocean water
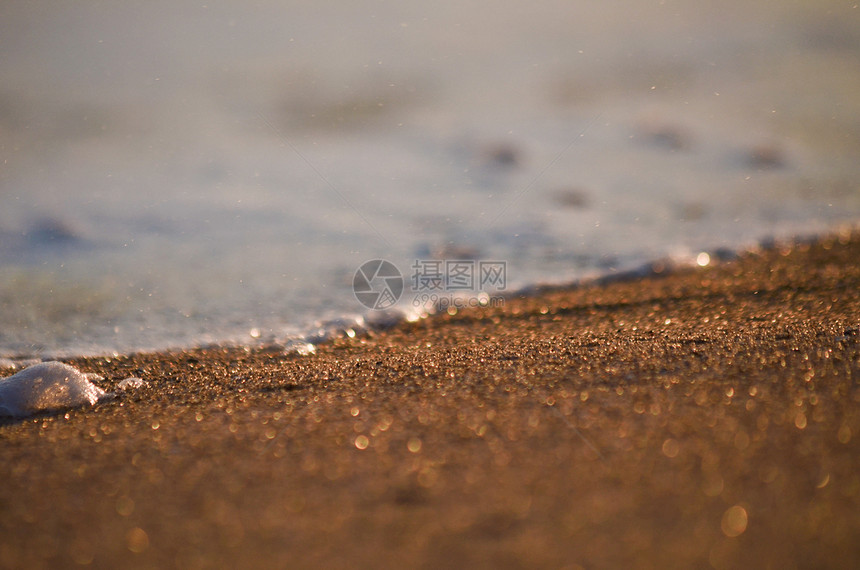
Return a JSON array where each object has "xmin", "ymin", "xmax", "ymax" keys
[{"xmin": 1, "ymin": 0, "xmax": 859, "ymax": 358}]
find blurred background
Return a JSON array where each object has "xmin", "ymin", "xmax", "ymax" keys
[{"xmin": 1, "ymin": 0, "xmax": 859, "ymax": 356}]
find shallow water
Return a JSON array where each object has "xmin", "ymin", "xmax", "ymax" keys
[{"xmin": 1, "ymin": 0, "xmax": 859, "ymax": 357}]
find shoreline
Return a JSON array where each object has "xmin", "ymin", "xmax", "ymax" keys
[
  {"xmin": 1, "ymin": 232, "xmax": 859, "ymax": 568},
  {"xmin": 3, "ymin": 227, "xmax": 857, "ymax": 363}
]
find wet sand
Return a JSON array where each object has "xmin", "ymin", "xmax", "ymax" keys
[{"xmin": 1, "ymin": 233, "xmax": 859, "ymax": 569}]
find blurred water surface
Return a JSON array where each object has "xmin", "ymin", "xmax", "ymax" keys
[{"xmin": 1, "ymin": 1, "xmax": 859, "ymax": 356}]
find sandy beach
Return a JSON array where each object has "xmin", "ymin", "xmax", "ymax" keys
[{"xmin": 1, "ymin": 232, "xmax": 858, "ymax": 569}]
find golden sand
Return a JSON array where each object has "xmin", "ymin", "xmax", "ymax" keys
[{"xmin": 1, "ymin": 234, "xmax": 858, "ymax": 568}]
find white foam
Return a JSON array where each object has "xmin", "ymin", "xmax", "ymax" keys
[
  {"xmin": 115, "ymin": 377, "xmax": 148, "ymax": 391},
  {"xmin": 0, "ymin": 362, "xmax": 107, "ymax": 418}
]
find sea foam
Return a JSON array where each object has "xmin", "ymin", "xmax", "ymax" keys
[{"xmin": 0, "ymin": 361, "xmax": 108, "ymax": 418}]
